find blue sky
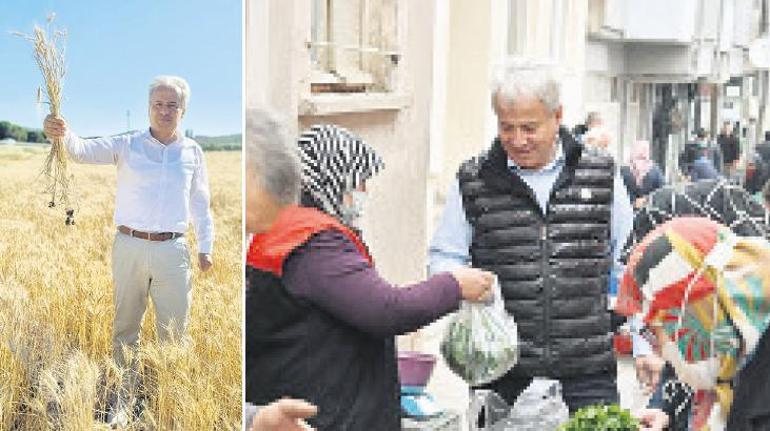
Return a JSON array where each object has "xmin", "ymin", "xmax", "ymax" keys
[{"xmin": 0, "ymin": 1, "xmax": 242, "ymax": 137}]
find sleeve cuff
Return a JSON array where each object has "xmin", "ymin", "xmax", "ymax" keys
[
  {"xmin": 243, "ymin": 403, "xmax": 259, "ymax": 430},
  {"xmin": 632, "ymin": 331, "xmax": 653, "ymax": 357},
  {"xmin": 427, "ymin": 257, "xmax": 467, "ymax": 276},
  {"xmin": 435, "ymin": 271, "xmax": 462, "ymax": 308},
  {"xmin": 197, "ymin": 240, "xmax": 213, "ymax": 255}
]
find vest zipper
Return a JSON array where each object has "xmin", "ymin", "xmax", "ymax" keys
[{"xmin": 540, "ymin": 223, "xmax": 551, "ymax": 368}]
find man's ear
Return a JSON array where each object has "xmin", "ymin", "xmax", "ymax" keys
[{"xmin": 553, "ymin": 105, "xmax": 563, "ymax": 124}]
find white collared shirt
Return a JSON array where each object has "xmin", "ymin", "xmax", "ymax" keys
[
  {"xmin": 65, "ymin": 129, "xmax": 214, "ymax": 253},
  {"xmin": 505, "ymin": 138, "xmax": 565, "ymax": 212}
]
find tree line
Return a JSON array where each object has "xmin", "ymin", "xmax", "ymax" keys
[
  {"xmin": 0, "ymin": 120, "xmax": 241, "ymax": 149},
  {"xmin": 0, "ymin": 121, "xmax": 46, "ymax": 143},
  {"xmin": 195, "ymin": 134, "xmax": 242, "ymax": 151}
]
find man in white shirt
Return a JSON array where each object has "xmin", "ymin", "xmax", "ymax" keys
[{"xmin": 43, "ymin": 76, "xmax": 214, "ymax": 369}]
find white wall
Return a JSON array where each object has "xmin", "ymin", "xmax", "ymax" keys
[
  {"xmin": 623, "ymin": 0, "xmax": 698, "ymax": 43},
  {"xmin": 436, "ymin": 0, "xmax": 496, "ymax": 192},
  {"xmin": 245, "ymin": 0, "xmax": 269, "ymax": 109},
  {"xmin": 422, "ymin": 1, "xmax": 498, "ymax": 421}
]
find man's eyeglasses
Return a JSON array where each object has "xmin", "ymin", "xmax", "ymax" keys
[{"xmin": 152, "ymin": 102, "xmax": 181, "ymax": 112}]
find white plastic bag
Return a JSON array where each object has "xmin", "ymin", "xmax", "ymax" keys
[
  {"xmin": 468, "ymin": 380, "xmax": 569, "ymax": 431},
  {"xmin": 440, "ymin": 276, "xmax": 518, "ymax": 386},
  {"xmin": 503, "ymin": 378, "xmax": 569, "ymax": 431}
]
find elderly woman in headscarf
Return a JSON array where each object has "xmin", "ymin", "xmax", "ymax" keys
[
  {"xmin": 244, "ymin": 110, "xmax": 495, "ymax": 431},
  {"xmin": 617, "ymin": 216, "xmax": 770, "ymax": 430},
  {"xmin": 620, "ymin": 140, "xmax": 665, "ymax": 209},
  {"xmin": 296, "ymin": 124, "xmax": 381, "ymax": 231}
]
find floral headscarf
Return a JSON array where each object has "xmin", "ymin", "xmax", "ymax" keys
[{"xmin": 617, "ymin": 217, "xmax": 770, "ymax": 428}]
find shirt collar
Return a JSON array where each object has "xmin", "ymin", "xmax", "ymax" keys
[
  {"xmin": 144, "ymin": 128, "xmax": 183, "ymax": 146},
  {"xmin": 506, "ymin": 137, "xmax": 565, "ymax": 173}
]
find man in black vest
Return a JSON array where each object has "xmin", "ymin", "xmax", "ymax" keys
[{"xmin": 429, "ymin": 59, "xmax": 664, "ymax": 424}]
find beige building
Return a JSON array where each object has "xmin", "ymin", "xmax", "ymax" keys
[{"xmin": 246, "ymin": 0, "xmax": 438, "ymax": 286}]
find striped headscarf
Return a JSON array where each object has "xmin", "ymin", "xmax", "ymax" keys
[{"xmin": 297, "ymin": 124, "xmax": 385, "ymax": 222}]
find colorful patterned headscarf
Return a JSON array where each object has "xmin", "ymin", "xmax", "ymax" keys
[{"xmin": 617, "ymin": 217, "xmax": 770, "ymax": 427}]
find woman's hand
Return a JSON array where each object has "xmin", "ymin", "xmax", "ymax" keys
[
  {"xmin": 634, "ymin": 354, "xmax": 665, "ymax": 395},
  {"xmin": 633, "ymin": 408, "xmax": 669, "ymax": 431},
  {"xmin": 451, "ymin": 267, "xmax": 495, "ymax": 302},
  {"xmin": 252, "ymin": 398, "xmax": 317, "ymax": 431}
]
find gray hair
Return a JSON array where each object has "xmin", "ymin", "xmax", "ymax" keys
[
  {"xmin": 491, "ymin": 58, "xmax": 561, "ymax": 112},
  {"xmin": 585, "ymin": 111, "xmax": 602, "ymax": 126},
  {"xmin": 149, "ymin": 75, "xmax": 191, "ymax": 110},
  {"xmin": 245, "ymin": 108, "xmax": 301, "ymax": 205}
]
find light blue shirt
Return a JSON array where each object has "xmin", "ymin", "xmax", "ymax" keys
[{"xmin": 428, "ymin": 140, "xmax": 653, "ymax": 356}]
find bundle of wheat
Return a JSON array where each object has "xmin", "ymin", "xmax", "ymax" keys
[{"xmin": 14, "ymin": 13, "xmax": 76, "ymax": 225}]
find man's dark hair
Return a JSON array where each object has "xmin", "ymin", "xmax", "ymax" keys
[
  {"xmin": 696, "ymin": 128, "xmax": 708, "ymax": 139},
  {"xmin": 573, "ymin": 124, "xmax": 588, "ymax": 137},
  {"xmin": 764, "ymin": 130, "xmax": 770, "ymax": 142}
]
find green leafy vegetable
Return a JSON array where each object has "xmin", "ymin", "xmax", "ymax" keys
[{"xmin": 559, "ymin": 404, "xmax": 638, "ymax": 431}]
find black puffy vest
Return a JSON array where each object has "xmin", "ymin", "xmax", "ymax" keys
[
  {"xmin": 458, "ymin": 129, "xmax": 616, "ymax": 379},
  {"xmin": 245, "ymin": 252, "xmax": 400, "ymax": 431}
]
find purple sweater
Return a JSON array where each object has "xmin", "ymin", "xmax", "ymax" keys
[{"xmin": 282, "ymin": 230, "xmax": 462, "ymax": 337}]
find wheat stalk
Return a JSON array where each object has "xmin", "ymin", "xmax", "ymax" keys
[{"xmin": 13, "ymin": 13, "xmax": 76, "ymax": 225}]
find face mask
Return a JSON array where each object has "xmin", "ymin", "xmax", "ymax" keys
[
  {"xmin": 660, "ymin": 339, "xmax": 720, "ymax": 390},
  {"xmin": 340, "ymin": 190, "xmax": 367, "ymax": 227}
]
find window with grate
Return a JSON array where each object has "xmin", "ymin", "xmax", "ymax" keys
[{"xmin": 309, "ymin": 0, "xmax": 400, "ymax": 94}]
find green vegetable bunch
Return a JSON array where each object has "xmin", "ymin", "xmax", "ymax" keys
[
  {"xmin": 440, "ymin": 295, "xmax": 518, "ymax": 385},
  {"xmin": 559, "ymin": 404, "xmax": 638, "ymax": 431}
]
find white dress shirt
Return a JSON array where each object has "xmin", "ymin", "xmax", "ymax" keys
[{"xmin": 65, "ymin": 129, "xmax": 214, "ymax": 254}]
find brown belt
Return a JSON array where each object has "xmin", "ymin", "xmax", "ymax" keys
[{"xmin": 118, "ymin": 225, "xmax": 184, "ymax": 241}]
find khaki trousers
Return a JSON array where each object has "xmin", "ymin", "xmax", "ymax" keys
[{"xmin": 111, "ymin": 231, "xmax": 192, "ymax": 367}]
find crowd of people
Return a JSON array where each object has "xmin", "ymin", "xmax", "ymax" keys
[{"xmin": 575, "ymin": 110, "xmax": 770, "ymax": 211}]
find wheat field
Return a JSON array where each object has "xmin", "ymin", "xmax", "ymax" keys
[{"xmin": 0, "ymin": 146, "xmax": 242, "ymax": 430}]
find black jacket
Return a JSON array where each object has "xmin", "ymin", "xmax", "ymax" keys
[
  {"xmin": 625, "ymin": 179, "xmax": 769, "ymax": 259},
  {"xmin": 718, "ymin": 133, "xmax": 740, "ymax": 165},
  {"xmin": 726, "ymin": 328, "xmax": 770, "ymax": 430},
  {"xmin": 620, "ymin": 164, "xmax": 665, "ymax": 202}
]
